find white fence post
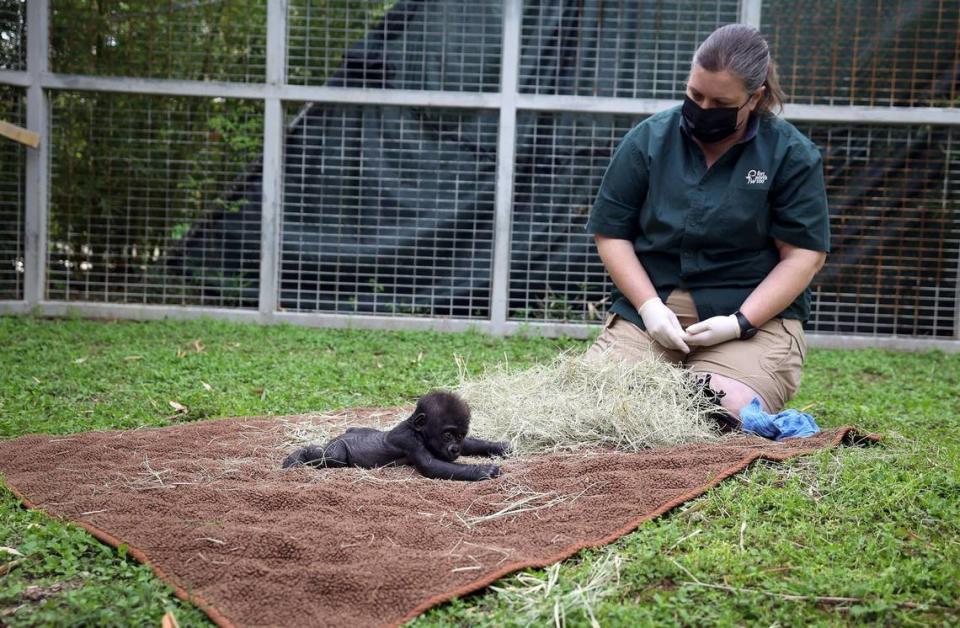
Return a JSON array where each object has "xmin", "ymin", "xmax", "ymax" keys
[
  {"xmin": 24, "ymin": 0, "xmax": 50, "ymax": 307},
  {"xmin": 260, "ymin": 0, "xmax": 288, "ymax": 320},
  {"xmin": 739, "ymin": 0, "xmax": 762, "ymax": 27},
  {"xmin": 952, "ymin": 132, "xmax": 960, "ymax": 342},
  {"xmin": 490, "ymin": 0, "xmax": 522, "ymax": 335}
]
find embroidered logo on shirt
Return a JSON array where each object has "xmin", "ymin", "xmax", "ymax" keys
[{"xmin": 745, "ymin": 169, "xmax": 768, "ymax": 185}]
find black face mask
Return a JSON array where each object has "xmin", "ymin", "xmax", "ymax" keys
[{"xmin": 682, "ymin": 95, "xmax": 751, "ymax": 144}]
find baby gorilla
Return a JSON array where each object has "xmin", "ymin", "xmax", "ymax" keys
[{"xmin": 282, "ymin": 391, "xmax": 509, "ymax": 481}]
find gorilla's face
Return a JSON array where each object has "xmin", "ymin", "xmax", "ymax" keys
[
  {"xmin": 411, "ymin": 391, "xmax": 472, "ymax": 462},
  {"xmin": 423, "ymin": 421, "xmax": 466, "ymax": 462}
]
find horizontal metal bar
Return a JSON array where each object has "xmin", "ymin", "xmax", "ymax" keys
[
  {"xmin": 0, "ymin": 70, "xmax": 31, "ymax": 87},
  {"xmin": 279, "ymin": 85, "xmax": 502, "ymax": 108},
  {"xmin": 783, "ymin": 103, "xmax": 960, "ymax": 125},
  {"xmin": 38, "ymin": 73, "xmax": 502, "ymax": 108},
  {"xmin": 804, "ymin": 333, "xmax": 960, "ymax": 352},
  {"xmin": 3, "ymin": 301, "xmax": 958, "ymax": 352},
  {"xmin": 515, "ymin": 94, "xmax": 681, "ymax": 116},
  {"xmin": 0, "ymin": 301, "xmax": 265, "ymax": 323},
  {"xmin": 517, "ymin": 94, "xmax": 960, "ymax": 125},
  {"xmin": 0, "ymin": 301, "xmax": 491, "ymax": 333},
  {"xmin": 40, "ymin": 73, "xmax": 269, "ymax": 98},
  {"xmin": 30, "ymin": 73, "xmax": 960, "ymax": 125},
  {"xmin": 274, "ymin": 311, "xmax": 491, "ymax": 334}
]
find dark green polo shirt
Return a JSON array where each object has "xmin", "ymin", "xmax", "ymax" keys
[{"xmin": 586, "ymin": 105, "xmax": 830, "ymax": 329}]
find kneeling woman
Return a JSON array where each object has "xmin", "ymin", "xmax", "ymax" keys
[{"xmin": 585, "ymin": 23, "xmax": 829, "ymax": 416}]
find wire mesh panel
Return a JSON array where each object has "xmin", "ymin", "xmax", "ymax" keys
[
  {"xmin": 48, "ymin": 92, "xmax": 264, "ymax": 307},
  {"xmin": 519, "ymin": 0, "xmax": 740, "ymax": 98},
  {"xmin": 287, "ymin": 0, "xmax": 502, "ymax": 91},
  {"xmin": 3, "ymin": 0, "xmax": 958, "ymax": 345},
  {"xmin": 508, "ymin": 114, "xmax": 960, "ymax": 336},
  {"xmin": 0, "ymin": 85, "xmax": 25, "ymax": 300},
  {"xmin": 280, "ymin": 103, "xmax": 498, "ymax": 318},
  {"xmin": 50, "ymin": 1, "xmax": 267, "ymax": 82},
  {"xmin": 763, "ymin": 0, "xmax": 960, "ymax": 107},
  {"xmin": 0, "ymin": 0, "xmax": 26, "ymax": 71},
  {"xmin": 802, "ymin": 122, "xmax": 960, "ymax": 337},
  {"xmin": 509, "ymin": 111, "xmax": 642, "ymax": 323}
]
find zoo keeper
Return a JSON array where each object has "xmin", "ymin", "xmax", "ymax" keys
[{"xmin": 584, "ymin": 23, "xmax": 830, "ymax": 416}]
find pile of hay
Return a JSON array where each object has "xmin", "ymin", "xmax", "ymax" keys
[{"xmin": 456, "ymin": 349, "xmax": 721, "ymax": 455}]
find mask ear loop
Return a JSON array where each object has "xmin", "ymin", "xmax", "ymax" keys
[{"xmin": 732, "ymin": 92, "xmax": 754, "ymax": 131}]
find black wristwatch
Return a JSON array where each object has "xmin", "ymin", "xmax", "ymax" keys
[{"xmin": 734, "ymin": 310, "xmax": 759, "ymax": 340}]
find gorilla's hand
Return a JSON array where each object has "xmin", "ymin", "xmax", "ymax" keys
[
  {"xmin": 476, "ymin": 464, "xmax": 502, "ymax": 480},
  {"xmin": 411, "ymin": 445, "xmax": 503, "ymax": 481},
  {"xmin": 489, "ymin": 442, "xmax": 511, "ymax": 456}
]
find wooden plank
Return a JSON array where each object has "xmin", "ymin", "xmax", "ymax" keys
[{"xmin": 0, "ymin": 120, "xmax": 40, "ymax": 148}]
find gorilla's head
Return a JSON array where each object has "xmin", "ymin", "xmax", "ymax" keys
[{"xmin": 410, "ymin": 390, "xmax": 470, "ymax": 462}]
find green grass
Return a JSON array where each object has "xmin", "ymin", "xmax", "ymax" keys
[{"xmin": 1, "ymin": 315, "xmax": 958, "ymax": 626}]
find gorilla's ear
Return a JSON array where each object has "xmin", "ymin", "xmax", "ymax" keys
[{"xmin": 411, "ymin": 412, "xmax": 427, "ymax": 430}]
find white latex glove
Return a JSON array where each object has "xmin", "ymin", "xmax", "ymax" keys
[
  {"xmin": 638, "ymin": 297, "xmax": 690, "ymax": 353},
  {"xmin": 685, "ymin": 314, "xmax": 740, "ymax": 347}
]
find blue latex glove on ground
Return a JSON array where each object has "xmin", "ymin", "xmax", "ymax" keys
[{"xmin": 739, "ymin": 397, "xmax": 821, "ymax": 441}]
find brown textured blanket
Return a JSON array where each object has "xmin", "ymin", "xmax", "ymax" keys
[{"xmin": 0, "ymin": 409, "xmax": 875, "ymax": 627}]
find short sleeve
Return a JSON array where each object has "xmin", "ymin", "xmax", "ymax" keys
[
  {"xmin": 585, "ymin": 129, "xmax": 648, "ymax": 241},
  {"xmin": 769, "ymin": 143, "xmax": 831, "ymax": 252}
]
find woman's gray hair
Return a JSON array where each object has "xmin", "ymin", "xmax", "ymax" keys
[{"xmin": 692, "ymin": 23, "xmax": 786, "ymax": 115}]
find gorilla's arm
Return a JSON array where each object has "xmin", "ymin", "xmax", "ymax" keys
[
  {"xmin": 408, "ymin": 444, "xmax": 501, "ymax": 481},
  {"xmin": 461, "ymin": 436, "xmax": 511, "ymax": 457}
]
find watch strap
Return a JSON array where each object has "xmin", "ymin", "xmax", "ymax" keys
[{"xmin": 734, "ymin": 310, "xmax": 758, "ymax": 340}]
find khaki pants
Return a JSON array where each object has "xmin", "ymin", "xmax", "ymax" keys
[{"xmin": 585, "ymin": 289, "xmax": 807, "ymax": 412}]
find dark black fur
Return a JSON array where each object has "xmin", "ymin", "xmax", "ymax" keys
[{"xmin": 282, "ymin": 391, "xmax": 510, "ymax": 481}]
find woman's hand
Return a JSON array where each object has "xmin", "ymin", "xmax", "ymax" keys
[
  {"xmin": 684, "ymin": 314, "xmax": 740, "ymax": 346},
  {"xmin": 638, "ymin": 297, "xmax": 691, "ymax": 353}
]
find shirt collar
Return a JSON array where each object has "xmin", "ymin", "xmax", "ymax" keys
[{"xmin": 738, "ymin": 113, "xmax": 761, "ymax": 144}]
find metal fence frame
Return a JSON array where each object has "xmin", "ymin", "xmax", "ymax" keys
[{"xmin": 1, "ymin": 0, "xmax": 959, "ymax": 352}]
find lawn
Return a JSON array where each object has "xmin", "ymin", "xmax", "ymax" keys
[{"xmin": 1, "ymin": 315, "xmax": 957, "ymax": 626}]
